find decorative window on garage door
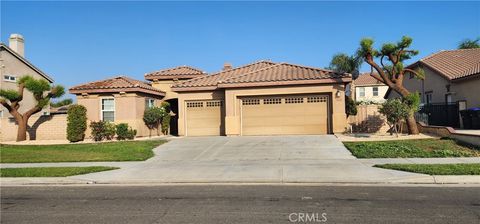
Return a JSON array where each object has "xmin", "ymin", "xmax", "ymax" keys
[
  {"xmin": 285, "ymin": 97, "xmax": 304, "ymax": 104},
  {"xmin": 242, "ymin": 99, "xmax": 260, "ymax": 105},
  {"xmin": 263, "ymin": 98, "xmax": 282, "ymax": 105},
  {"xmin": 186, "ymin": 101, "xmax": 204, "ymax": 108},
  {"xmin": 206, "ymin": 101, "xmax": 222, "ymax": 107},
  {"xmin": 307, "ymin": 96, "xmax": 328, "ymax": 103}
]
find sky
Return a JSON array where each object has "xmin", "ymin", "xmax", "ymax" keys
[{"xmin": 1, "ymin": 1, "xmax": 479, "ymax": 99}]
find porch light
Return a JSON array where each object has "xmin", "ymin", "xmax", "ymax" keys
[{"xmin": 336, "ymin": 90, "xmax": 341, "ymax": 98}]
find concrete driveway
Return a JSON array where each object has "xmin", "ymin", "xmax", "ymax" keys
[{"xmin": 76, "ymin": 135, "xmax": 429, "ymax": 183}]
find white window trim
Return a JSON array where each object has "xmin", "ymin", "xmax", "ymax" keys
[
  {"xmin": 146, "ymin": 98, "xmax": 155, "ymax": 109},
  {"xmin": 359, "ymin": 87, "xmax": 365, "ymax": 97},
  {"xmin": 372, "ymin": 87, "xmax": 379, "ymax": 97},
  {"xmin": 100, "ymin": 97, "xmax": 115, "ymax": 122},
  {"xmin": 3, "ymin": 75, "xmax": 17, "ymax": 83}
]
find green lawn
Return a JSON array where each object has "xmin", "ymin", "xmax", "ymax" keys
[
  {"xmin": 0, "ymin": 166, "xmax": 119, "ymax": 177},
  {"xmin": 0, "ymin": 140, "xmax": 166, "ymax": 163},
  {"xmin": 374, "ymin": 163, "xmax": 480, "ymax": 175},
  {"xmin": 344, "ymin": 139, "xmax": 480, "ymax": 158}
]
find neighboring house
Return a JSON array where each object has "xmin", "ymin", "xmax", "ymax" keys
[
  {"xmin": 171, "ymin": 61, "xmax": 351, "ymax": 136},
  {"xmin": 386, "ymin": 48, "xmax": 480, "ymax": 108},
  {"xmin": 352, "ymin": 73, "xmax": 388, "ymax": 103},
  {"xmin": 0, "ymin": 34, "xmax": 54, "ymax": 117},
  {"xmin": 70, "ymin": 60, "xmax": 352, "ymax": 137},
  {"xmin": 69, "ymin": 76, "xmax": 165, "ymax": 137}
]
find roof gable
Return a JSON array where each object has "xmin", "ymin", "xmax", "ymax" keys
[
  {"xmin": 69, "ymin": 76, "xmax": 165, "ymax": 96},
  {"xmin": 144, "ymin": 66, "xmax": 206, "ymax": 81},
  {"xmin": 0, "ymin": 43, "xmax": 54, "ymax": 83},
  {"xmin": 411, "ymin": 48, "xmax": 480, "ymax": 81},
  {"xmin": 353, "ymin": 73, "xmax": 386, "ymax": 86}
]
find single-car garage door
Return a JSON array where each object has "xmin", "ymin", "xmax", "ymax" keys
[
  {"xmin": 241, "ymin": 95, "xmax": 329, "ymax": 135},
  {"xmin": 185, "ymin": 100, "xmax": 223, "ymax": 136}
]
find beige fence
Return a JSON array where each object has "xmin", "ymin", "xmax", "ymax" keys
[
  {"xmin": 347, "ymin": 104, "xmax": 390, "ymax": 133},
  {"xmin": 0, "ymin": 114, "xmax": 67, "ymax": 142}
]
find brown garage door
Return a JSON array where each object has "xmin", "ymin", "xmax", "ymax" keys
[
  {"xmin": 185, "ymin": 100, "xmax": 223, "ymax": 136},
  {"xmin": 241, "ymin": 95, "xmax": 329, "ymax": 135}
]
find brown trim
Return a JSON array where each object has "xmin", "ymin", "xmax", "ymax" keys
[
  {"xmin": 217, "ymin": 78, "xmax": 352, "ymax": 89},
  {"xmin": 69, "ymin": 87, "xmax": 165, "ymax": 97},
  {"xmin": 171, "ymin": 86, "xmax": 218, "ymax": 92},
  {"xmin": 145, "ymin": 74, "xmax": 206, "ymax": 81}
]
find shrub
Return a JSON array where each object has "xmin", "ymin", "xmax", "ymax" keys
[
  {"xmin": 51, "ymin": 98, "xmax": 73, "ymax": 108},
  {"xmin": 116, "ymin": 123, "xmax": 137, "ymax": 140},
  {"xmin": 66, "ymin": 105, "xmax": 87, "ymax": 142},
  {"xmin": 104, "ymin": 122, "xmax": 116, "ymax": 140},
  {"xmin": 143, "ymin": 107, "xmax": 163, "ymax": 137},
  {"xmin": 161, "ymin": 114, "xmax": 171, "ymax": 135},
  {"xmin": 345, "ymin": 96, "xmax": 357, "ymax": 117},
  {"xmin": 90, "ymin": 121, "xmax": 107, "ymax": 141},
  {"xmin": 379, "ymin": 99, "xmax": 410, "ymax": 136}
]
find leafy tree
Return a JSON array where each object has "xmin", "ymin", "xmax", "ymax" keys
[
  {"xmin": 51, "ymin": 98, "xmax": 73, "ymax": 108},
  {"xmin": 345, "ymin": 96, "xmax": 357, "ymax": 117},
  {"xmin": 356, "ymin": 36, "xmax": 424, "ymax": 134},
  {"xmin": 143, "ymin": 107, "xmax": 163, "ymax": 137},
  {"xmin": 66, "ymin": 105, "xmax": 87, "ymax": 142},
  {"xmin": 458, "ymin": 38, "xmax": 480, "ymax": 49},
  {"xmin": 379, "ymin": 99, "xmax": 409, "ymax": 137},
  {"xmin": 0, "ymin": 76, "xmax": 64, "ymax": 141},
  {"xmin": 328, "ymin": 53, "xmax": 363, "ymax": 79},
  {"xmin": 160, "ymin": 102, "xmax": 171, "ymax": 135}
]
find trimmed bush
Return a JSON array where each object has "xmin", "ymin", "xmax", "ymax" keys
[
  {"xmin": 116, "ymin": 123, "xmax": 137, "ymax": 140},
  {"xmin": 162, "ymin": 114, "xmax": 171, "ymax": 135},
  {"xmin": 104, "ymin": 122, "xmax": 116, "ymax": 140},
  {"xmin": 143, "ymin": 107, "xmax": 163, "ymax": 137},
  {"xmin": 67, "ymin": 105, "xmax": 87, "ymax": 142},
  {"xmin": 90, "ymin": 121, "xmax": 107, "ymax": 141}
]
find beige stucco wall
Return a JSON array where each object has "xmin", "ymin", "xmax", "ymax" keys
[
  {"xmin": 76, "ymin": 92, "xmax": 163, "ymax": 138},
  {"xmin": 176, "ymin": 84, "xmax": 348, "ymax": 136},
  {"xmin": 388, "ymin": 66, "xmax": 480, "ymax": 108},
  {"xmin": 0, "ymin": 48, "xmax": 51, "ymax": 117},
  {"xmin": 151, "ymin": 80, "xmax": 177, "ymax": 100},
  {"xmin": 354, "ymin": 85, "xmax": 388, "ymax": 103},
  {"xmin": 0, "ymin": 114, "xmax": 67, "ymax": 142}
]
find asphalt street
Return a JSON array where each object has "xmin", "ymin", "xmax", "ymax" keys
[{"xmin": 1, "ymin": 185, "xmax": 479, "ymax": 224}]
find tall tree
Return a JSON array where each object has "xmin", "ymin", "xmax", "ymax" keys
[
  {"xmin": 458, "ymin": 38, "xmax": 480, "ymax": 49},
  {"xmin": 0, "ymin": 76, "xmax": 64, "ymax": 141},
  {"xmin": 328, "ymin": 53, "xmax": 363, "ymax": 79},
  {"xmin": 356, "ymin": 36, "xmax": 424, "ymax": 135}
]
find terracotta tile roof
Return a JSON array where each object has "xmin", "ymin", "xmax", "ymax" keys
[
  {"xmin": 171, "ymin": 61, "xmax": 276, "ymax": 90},
  {"xmin": 144, "ymin": 66, "xmax": 206, "ymax": 81},
  {"xmin": 353, "ymin": 73, "xmax": 386, "ymax": 86},
  {"xmin": 69, "ymin": 76, "xmax": 165, "ymax": 96},
  {"xmin": 217, "ymin": 63, "xmax": 351, "ymax": 88},
  {"xmin": 411, "ymin": 48, "xmax": 480, "ymax": 81}
]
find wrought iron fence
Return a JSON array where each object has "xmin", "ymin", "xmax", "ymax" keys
[{"xmin": 418, "ymin": 102, "xmax": 460, "ymax": 128}]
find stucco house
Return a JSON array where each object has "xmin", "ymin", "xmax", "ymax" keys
[
  {"xmin": 352, "ymin": 73, "xmax": 388, "ymax": 103},
  {"xmin": 0, "ymin": 34, "xmax": 54, "ymax": 118},
  {"xmin": 70, "ymin": 60, "xmax": 352, "ymax": 137},
  {"xmin": 386, "ymin": 48, "xmax": 480, "ymax": 108}
]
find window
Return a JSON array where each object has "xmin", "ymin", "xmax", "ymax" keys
[
  {"xmin": 425, "ymin": 92, "xmax": 433, "ymax": 104},
  {"xmin": 206, "ymin": 101, "xmax": 222, "ymax": 107},
  {"xmin": 3, "ymin": 75, "xmax": 16, "ymax": 82},
  {"xmin": 145, "ymin": 98, "xmax": 155, "ymax": 109},
  {"xmin": 186, "ymin": 102, "xmax": 203, "ymax": 108},
  {"xmin": 372, "ymin": 87, "xmax": 379, "ymax": 96},
  {"xmin": 101, "ymin": 98, "xmax": 115, "ymax": 122},
  {"xmin": 285, "ymin": 97, "xmax": 304, "ymax": 104},
  {"xmin": 242, "ymin": 99, "xmax": 260, "ymax": 105},
  {"xmin": 263, "ymin": 98, "xmax": 282, "ymax": 105},
  {"xmin": 359, "ymin": 87, "xmax": 365, "ymax": 97},
  {"xmin": 307, "ymin": 96, "xmax": 327, "ymax": 103}
]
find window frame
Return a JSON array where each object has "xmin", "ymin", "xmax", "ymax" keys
[
  {"xmin": 425, "ymin": 91, "xmax": 433, "ymax": 105},
  {"xmin": 100, "ymin": 98, "xmax": 115, "ymax": 122},
  {"xmin": 358, "ymin": 87, "xmax": 365, "ymax": 97},
  {"xmin": 372, "ymin": 87, "xmax": 379, "ymax": 97},
  {"xmin": 3, "ymin": 75, "xmax": 17, "ymax": 82},
  {"xmin": 145, "ymin": 98, "xmax": 155, "ymax": 109}
]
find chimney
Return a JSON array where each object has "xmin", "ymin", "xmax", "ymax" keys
[
  {"xmin": 223, "ymin": 62, "xmax": 233, "ymax": 71},
  {"xmin": 9, "ymin": 34, "xmax": 25, "ymax": 57}
]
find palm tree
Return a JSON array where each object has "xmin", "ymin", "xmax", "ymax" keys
[
  {"xmin": 458, "ymin": 38, "xmax": 480, "ymax": 49},
  {"xmin": 328, "ymin": 53, "xmax": 363, "ymax": 79}
]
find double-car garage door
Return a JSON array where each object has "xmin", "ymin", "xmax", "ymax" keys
[
  {"xmin": 185, "ymin": 94, "xmax": 330, "ymax": 136},
  {"xmin": 241, "ymin": 94, "xmax": 329, "ymax": 135}
]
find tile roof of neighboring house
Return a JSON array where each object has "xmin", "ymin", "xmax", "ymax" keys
[
  {"xmin": 69, "ymin": 76, "xmax": 165, "ymax": 96},
  {"xmin": 144, "ymin": 66, "xmax": 206, "ymax": 81},
  {"xmin": 172, "ymin": 61, "xmax": 351, "ymax": 91},
  {"xmin": 0, "ymin": 43, "xmax": 54, "ymax": 83},
  {"xmin": 409, "ymin": 48, "xmax": 480, "ymax": 81},
  {"xmin": 353, "ymin": 73, "xmax": 386, "ymax": 86}
]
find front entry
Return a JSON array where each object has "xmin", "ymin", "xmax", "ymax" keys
[
  {"xmin": 185, "ymin": 100, "xmax": 224, "ymax": 136},
  {"xmin": 241, "ymin": 94, "xmax": 330, "ymax": 135}
]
